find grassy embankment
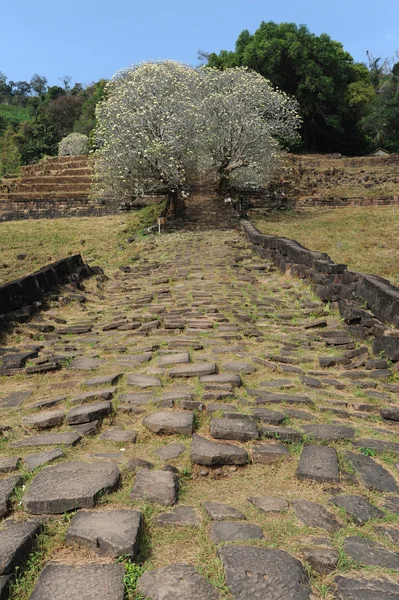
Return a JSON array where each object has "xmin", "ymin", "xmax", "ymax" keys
[{"xmin": 253, "ymin": 206, "xmax": 399, "ymax": 286}]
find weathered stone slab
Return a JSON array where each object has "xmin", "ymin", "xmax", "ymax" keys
[
  {"xmin": 219, "ymin": 545, "xmax": 311, "ymax": 600},
  {"xmin": 83, "ymin": 373, "xmax": 122, "ymax": 386},
  {"xmin": 260, "ymin": 425, "xmax": 302, "ymax": 443},
  {"xmin": 66, "ymin": 401, "xmax": 111, "ymax": 425},
  {"xmin": 297, "ymin": 445, "xmax": 339, "ymax": 483},
  {"xmin": 137, "ymin": 564, "xmax": 220, "ymax": 600},
  {"xmin": 142, "ymin": 411, "xmax": 193, "ymax": 436},
  {"xmin": 99, "ymin": 427, "xmax": 137, "ymax": 443},
  {"xmin": 69, "ymin": 357, "xmax": 102, "ymax": 371},
  {"xmin": 0, "ymin": 476, "xmax": 22, "ymax": 517},
  {"xmin": 375, "ymin": 526, "xmax": 399, "ymax": 544},
  {"xmin": 158, "ymin": 353, "xmax": 190, "ymax": 366},
  {"xmin": 210, "ymin": 521, "xmax": 263, "ymax": 542},
  {"xmin": 252, "ymin": 408, "xmax": 285, "ymax": 425},
  {"xmin": 155, "ymin": 443, "xmax": 186, "ymax": 460},
  {"xmin": 127, "ymin": 374, "xmax": 162, "ymax": 388},
  {"xmin": 203, "ymin": 502, "xmax": 245, "ymax": 521},
  {"xmin": 29, "ymin": 563, "xmax": 125, "ymax": 600},
  {"xmin": 292, "ymin": 500, "xmax": 339, "ymax": 532},
  {"xmin": 24, "ymin": 448, "xmax": 64, "ymax": 471},
  {"xmin": 248, "ymin": 496, "xmax": 288, "ymax": 513},
  {"xmin": 330, "ymin": 494, "xmax": 384, "ymax": 524},
  {"xmin": 302, "ymin": 424, "xmax": 355, "ymax": 442},
  {"xmin": 130, "ymin": 469, "xmax": 178, "ymax": 506},
  {"xmin": 344, "ymin": 536, "xmax": 399, "ymax": 570},
  {"xmin": 201, "ymin": 374, "xmax": 241, "ymax": 387},
  {"xmin": 210, "ymin": 418, "xmax": 258, "ymax": 442},
  {"xmin": 0, "ymin": 457, "xmax": 19, "ymax": 473},
  {"xmin": 155, "ymin": 506, "xmax": 201, "ymax": 527},
  {"xmin": 223, "ymin": 361, "xmax": 256, "ymax": 374},
  {"xmin": 0, "ymin": 390, "xmax": 32, "ymax": 408},
  {"xmin": 22, "ymin": 410, "xmax": 65, "ymax": 430},
  {"xmin": 169, "ymin": 363, "xmax": 216, "ymax": 377},
  {"xmin": 353, "ymin": 438, "xmax": 399, "ymax": 454},
  {"xmin": 66, "ymin": 509, "xmax": 142, "ymax": 558},
  {"xmin": 335, "ymin": 575, "xmax": 399, "ymax": 600},
  {"xmin": 11, "ymin": 432, "xmax": 81, "ymax": 448},
  {"xmin": 251, "ymin": 443, "xmax": 289, "ymax": 464},
  {"xmin": 72, "ymin": 421, "xmax": 99, "ymax": 436},
  {"xmin": 380, "ymin": 406, "xmax": 399, "ymax": 421},
  {"xmin": 346, "ymin": 451, "xmax": 398, "ymax": 493},
  {"xmin": 190, "ymin": 434, "xmax": 248, "ymax": 466},
  {"xmin": 0, "ymin": 519, "xmax": 41, "ymax": 575},
  {"xmin": 70, "ymin": 388, "xmax": 116, "ymax": 406},
  {"xmin": 301, "ymin": 545, "xmax": 339, "ymax": 574},
  {"xmin": 23, "ymin": 461, "xmax": 120, "ymax": 514}
]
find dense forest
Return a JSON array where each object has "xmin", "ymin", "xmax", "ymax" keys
[{"xmin": 1, "ymin": 20, "xmax": 399, "ymax": 177}]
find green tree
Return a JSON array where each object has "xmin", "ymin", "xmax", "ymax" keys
[
  {"xmin": 207, "ymin": 21, "xmax": 372, "ymax": 154},
  {"xmin": 0, "ymin": 127, "xmax": 22, "ymax": 176}
]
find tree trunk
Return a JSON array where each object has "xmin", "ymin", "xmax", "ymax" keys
[
  {"xmin": 168, "ymin": 190, "xmax": 185, "ymax": 218},
  {"xmin": 217, "ymin": 171, "xmax": 230, "ymax": 197}
]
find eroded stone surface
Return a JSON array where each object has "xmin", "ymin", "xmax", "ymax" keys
[
  {"xmin": 203, "ymin": 502, "xmax": 245, "ymax": 521},
  {"xmin": 219, "ymin": 545, "xmax": 311, "ymax": 600},
  {"xmin": 292, "ymin": 500, "xmax": 339, "ymax": 532},
  {"xmin": 66, "ymin": 509, "xmax": 142, "ymax": 558},
  {"xmin": 0, "ymin": 475, "xmax": 22, "ymax": 517},
  {"xmin": 345, "ymin": 451, "xmax": 398, "ymax": 493},
  {"xmin": 330, "ymin": 494, "xmax": 384, "ymax": 524},
  {"xmin": 143, "ymin": 411, "xmax": 194, "ymax": 436},
  {"xmin": 155, "ymin": 506, "xmax": 202, "ymax": 527},
  {"xmin": 344, "ymin": 536, "xmax": 399, "ymax": 570},
  {"xmin": 130, "ymin": 469, "xmax": 178, "ymax": 506},
  {"xmin": 0, "ymin": 519, "xmax": 41, "ymax": 575},
  {"xmin": 190, "ymin": 434, "xmax": 248, "ymax": 466},
  {"xmin": 210, "ymin": 417, "xmax": 258, "ymax": 442},
  {"xmin": 23, "ymin": 461, "xmax": 120, "ymax": 514},
  {"xmin": 24, "ymin": 448, "xmax": 64, "ymax": 471},
  {"xmin": 249, "ymin": 496, "xmax": 288, "ymax": 513},
  {"xmin": 297, "ymin": 445, "xmax": 339, "ymax": 483},
  {"xmin": 210, "ymin": 521, "xmax": 263, "ymax": 542},
  {"xmin": 335, "ymin": 575, "xmax": 399, "ymax": 600},
  {"xmin": 137, "ymin": 564, "xmax": 220, "ymax": 600},
  {"xmin": 29, "ymin": 563, "xmax": 125, "ymax": 600}
]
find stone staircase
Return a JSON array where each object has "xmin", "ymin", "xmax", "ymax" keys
[
  {"xmin": 0, "ymin": 228, "xmax": 398, "ymax": 599},
  {"xmin": 165, "ymin": 191, "xmax": 241, "ymax": 232}
]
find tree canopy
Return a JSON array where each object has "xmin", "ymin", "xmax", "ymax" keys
[{"xmin": 207, "ymin": 21, "xmax": 375, "ymax": 154}]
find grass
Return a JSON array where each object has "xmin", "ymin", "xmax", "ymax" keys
[
  {"xmin": 253, "ymin": 205, "xmax": 399, "ymax": 286},
  {"xmin": 0, "ymin": 203, "xmax": 165, "ymax": 284}
]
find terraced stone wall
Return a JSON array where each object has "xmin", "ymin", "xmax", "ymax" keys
[
  {"xmin": 0, "ymin": 254, "xmax": 95, "ymax": 331},
  {"xmin": 242, "ymin": 221, "xmax": 399, "ymax": 362}
]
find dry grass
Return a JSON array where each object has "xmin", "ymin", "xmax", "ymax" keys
[
  {"xmin": 0, "ymin": 204, "xmax": 164, "ymax": 284},
  {"xmin": 253, "ymin": 206, "xmax": 399, "ymax": 286}
]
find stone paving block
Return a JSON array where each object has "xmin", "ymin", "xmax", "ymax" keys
[
  {"xmin": 344, "ymin": 536, "xmax": 399, "ymax": 570},
  {"xmin": 0, "ymin": 457, "xmax": 19, "ymax": 473},
  {"xmin": 130, "ymin": 469, "xmax": 178, "ymax": 506},
  {"xmin": 201, "ymin": 373, "xmax": 241, "ymax": 387},
  {"xmin": 190, "ymin": 434, "xmax": 248, "ymax": 466},
  {"xmin": 127, "ymin": 374, "xmax": 162, "ymax": 388},
  {"xmin": 29, "ymin": 563, "xmax": 125, "ymax": 600},
  {"xmin": 251, "ymin": 443, "xmax": 290, "ymax": 464},
  {"xmin": 302, "ymin": 424, "xmax": 355, "ymax": 442},
  {"xmin": 83, "ymin": 373, "xmax": 123, "ymax": 386},
  {"xmin": 169, "ymin": 363, "xmax": 216, "ymax": 377},
  {"xmin": 334, "ymin": 575, "xmax": 399, "ymax": 600},
  {"xmin": 155, "ymin": 506, "xmax": 202, "ymax": 527},
  {"xmin": 248, "ymin": 496, "xmax": 289, "ymax": 513},
  {"xmin": 0, "ymin": 476, "xmax": 22, "ymax": 517},
  {"xmin": 66, "ymin": 401, "xmax": 111, "ymax": 425},
  {"xmin": 137, "ymin": 564, "xmax": 220, "ymax": 600},
  {"xmin": 210, "ymin": 417, "xmax": 259, "ymax": 442},
  {"xmin": 210, "ymin": 521, "xmax": 263, "ymax": 542},
  {"xmin": 142, "ymin": 411, "xmax": 194, "ymax": 436},
  {"xmin": 346, "ymin": 451, "xmax": 399, "ymax": 493},
  {"xmin": 0, "ymin": 519, "xmax": 41, "ymax": 575},
  {"xmin": 22, "ymin": 409, "xmax": 65, "ymax": 430},
  {"xmin": 23, "ymin": 461, "xmax": 120, "ymax": 514},
  {"xmin": 11, "ymin": 431, "xmax": 82, "ymax": 448},
  {"xmin": 155, "ymin": 443, "xmax": 186, "ymax": 460},
  {"xmin": 203, "ymin": 502, "xmax": 245, "ymax": 521},
  {"xmin": 66, "ymin": 508, "xmax": 142, "ymax": 558},
  {"xmin": 24, "ymin": 448, "xmax": 64, "ymax": 471},
  {"xmin": 292, "ymin": 500, "xmax": 339, "ymax": 531},
  {"xmin": 219, "ymin": 545, "xmax": 311, "ymax": 600},
  {"xmin": 330, "ymin": 494, "xmax": 384, "ymax": 524},
  {"xmin": 297, "ymin": 445, "xmax": 339, "ymax": 483}
]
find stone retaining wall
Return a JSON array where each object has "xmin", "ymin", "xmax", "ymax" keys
[
  {"xmin": 0, "ymin": 198, "xmax": 121, "ymax": 221},
  {"xmin": 242, "ymin": 220, "xmax": 399, "ymax": 361},
  {"xmin": 0, "ymin": 254, "xmax": 95, "ymax": 330}
]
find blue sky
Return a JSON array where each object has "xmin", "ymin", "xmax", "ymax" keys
[{"xmin": 2, "ymin": 0, "xmax": 399, "ymax": 86}]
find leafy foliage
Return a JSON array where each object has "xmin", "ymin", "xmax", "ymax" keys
[
  {"xmin": 58, "ymin": 132, "xmax": 89, "ymax": 156},
  {"xmin": 207, "ymin": 21, "xmax": 374, "ymax": 154}
]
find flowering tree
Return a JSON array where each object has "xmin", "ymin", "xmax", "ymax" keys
[
  {"xmin": 94, "ymin": 61, "xmax": 201, "ymax": 212},
  {"xmin": 93, "ymin": 61, "xmax": 301, "ymax": 207},
  {"xmin": 58, "ymin": 132, "xmax": 88, "ymax": 156},
  {"xmin": 199, "ymin": 67, "xmax": 301, "ymax": 193}
]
